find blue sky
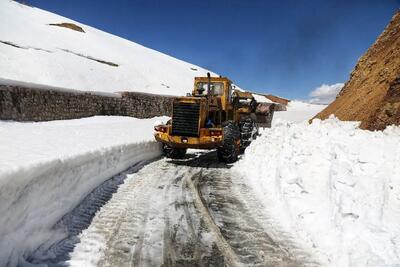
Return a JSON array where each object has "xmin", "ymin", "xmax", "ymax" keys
[{"xmin": 29, "ymin": 0, "xmax": 399, "ymax": 99}]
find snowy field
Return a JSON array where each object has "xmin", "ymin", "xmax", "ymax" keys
[
  {"xmin": 235, "ymin": 117, "xmax": 400, "ymax": 266},
  {"xmin": 0, "ymin": 0, "xmax": 216, "ymax": 96},
  {"xmin": 0, "ymin": 116, "xmax": 167, "ymax": 266}
]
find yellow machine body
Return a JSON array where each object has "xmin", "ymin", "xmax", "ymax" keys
[{"xmin": 154, "ymin": 75, "xmax": 254, "ymax": 150}]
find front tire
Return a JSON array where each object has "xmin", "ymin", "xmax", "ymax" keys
[
  {"xmin": 217, "ymin": 121, "xmax": 241, "ymax": 163},
  {"xmin": 163, "ymin": 144, "xmax": 186, "ymax": 159},
  {"xmin": 239, "ymin": 117, "xmax": 259, "ymax": 150}
]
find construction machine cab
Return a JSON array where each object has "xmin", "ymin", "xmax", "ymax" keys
[
  {"xmin": 193, "ymin": 74, "xmax": 233, "ymax": 107},
  {"xmin": 194, "ymin": 80, "xmax": 225, "ymax": 96}
]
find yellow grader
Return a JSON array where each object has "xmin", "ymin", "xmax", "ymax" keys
[{"xmin": 154, "ymin": 73, "xmax": 274, "ymax": 163}]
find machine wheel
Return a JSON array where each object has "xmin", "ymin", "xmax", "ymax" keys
[
  {"xmin": 239, "ymin": 118, "xmax": 259, "ymax": 150},
  {"xmin": 163, "ymin": 144, "xmax": 186, "ymax": 159},
  {"xmin": 217, "ymin": 121, "xmax": 241, "ymax": 163}
]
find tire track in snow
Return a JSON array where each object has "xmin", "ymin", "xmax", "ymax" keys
[
  {"xmin": 185, "ymin": 171, "xmax": 240, "ymax": 267},
  {"xmin": 197, "ymin": 168, "xmax": 319, "ymax": 266},
  {"xmin": 38, "ymin": 151, "xmax": 320, "ymax": 266},
  {"xmin": 28, "ymin": 161, "xmax": 150, "ymax": 266}
]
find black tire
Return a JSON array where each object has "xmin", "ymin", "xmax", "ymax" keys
[
  {"xmin": 217, "ymin": 121, "xmax": 241, "ymax": 163},
  {"xmin": 239, "ymin": 118, "xmax": 258, "ymax": 150},
  {"xmin": 163, "ymin": 144, "xmax": 186, "ymax": 159}
]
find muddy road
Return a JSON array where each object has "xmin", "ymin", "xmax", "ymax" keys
[{"xmin": 32, "ymin": 151, "xmax": 318, "ymax": 266}]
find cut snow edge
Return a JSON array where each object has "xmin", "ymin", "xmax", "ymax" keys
[{"xmin": 0, "ymin": 141, "xmax": 161, "ymax": 266}]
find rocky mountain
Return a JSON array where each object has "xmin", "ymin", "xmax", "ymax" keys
[{"xmin": 314, "ymin": 11, "xmax": 400, "ymax": 130}]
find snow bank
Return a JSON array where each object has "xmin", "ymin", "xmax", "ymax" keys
[
  {"xmin": 273, "ymin": 101, "xmax": 326, "ymax": 123},
  {"xmin": 234, "ymin": 117, "xmax": 400, "ymax": 266},
  {"xmin": 0, "ymin": 116, "xmax": 166, "ymax": 266},
  {"xmin": 0, "ymin": 0, "xmax": 217, "ymax": 96}
]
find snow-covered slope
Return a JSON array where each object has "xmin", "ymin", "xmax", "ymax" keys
[
  {"xmin": 0, "ymin": 0, "xmax": 217, "ymax": 96},
  {"xmin": 235, "ymin": 118, "xmax": 400, "ymax": 266}
]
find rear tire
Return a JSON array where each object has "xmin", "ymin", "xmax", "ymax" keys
[
  {"xmin": 163, "ymin": 144, "xmax": 186, "ymax": 159},
  {"xmin": 217, "ymin": 121, "xmax": 241, "ymax": 163}
]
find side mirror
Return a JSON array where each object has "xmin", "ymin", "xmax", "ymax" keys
[{"xmin": 186, "ymin": 93, "xmax": 192, "ymax": 97}]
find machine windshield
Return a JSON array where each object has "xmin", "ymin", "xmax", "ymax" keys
[{"xmin": 195, "ymin": 82, "xmax": 224, "ymax": 96}]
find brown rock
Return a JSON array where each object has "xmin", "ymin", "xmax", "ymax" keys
[
  {"xmin": 48, "ymin": 23, "xmax": 85, "ymax": 33},
  {"xmin": 314, "ymin": 11, "xmax": 400, "ymax": 130}
]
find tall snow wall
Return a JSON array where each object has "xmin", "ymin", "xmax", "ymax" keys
[{"xmin": 0, "ymin": 141, "xmax": 161, "ymax": 266}]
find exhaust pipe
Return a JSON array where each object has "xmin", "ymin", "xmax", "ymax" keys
[
  {"xmin": 206, "ymin": 72, "xmax": 211, "ymax": 112},
  {"xmin": 207, "ymin": 72, "xmax": 211, "ymax": 95}
]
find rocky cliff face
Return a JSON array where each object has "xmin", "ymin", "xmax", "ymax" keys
[{"xmin": 314, "ymin": 11, "xmax": 400, "ymax": 130}]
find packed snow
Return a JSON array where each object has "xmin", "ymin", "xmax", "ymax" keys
[
  {"xmin": 0, "ymin": 0, "xmax": 217, "ymax": 96},
  {"xmin": 0, "ymin": 116, "xmax": 167, "ymax": 266},
  {"xmin": 235, "ymin": 117, "xmax": 400, "ymax": 266}
]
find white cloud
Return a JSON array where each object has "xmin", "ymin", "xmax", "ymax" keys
[{"xmin": 309, "ymin": 83, "xmax": 344, "ymax": 104}]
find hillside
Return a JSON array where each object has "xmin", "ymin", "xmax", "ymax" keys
[
  {"xmin": 0, "ymin": 0, "xmax": 217, "ymax": 96},
  {"xmin": 314, "ymin": 11, "xmax": 400, "ymax": 130}
]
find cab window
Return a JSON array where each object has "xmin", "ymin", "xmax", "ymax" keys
[
  {"xmin": 212, "ymin": 82, "xmax": 224, "ymax": 95},
  {"xmin": 195, "ymin": 82, "xmax": 224, "ymax": 96}
]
